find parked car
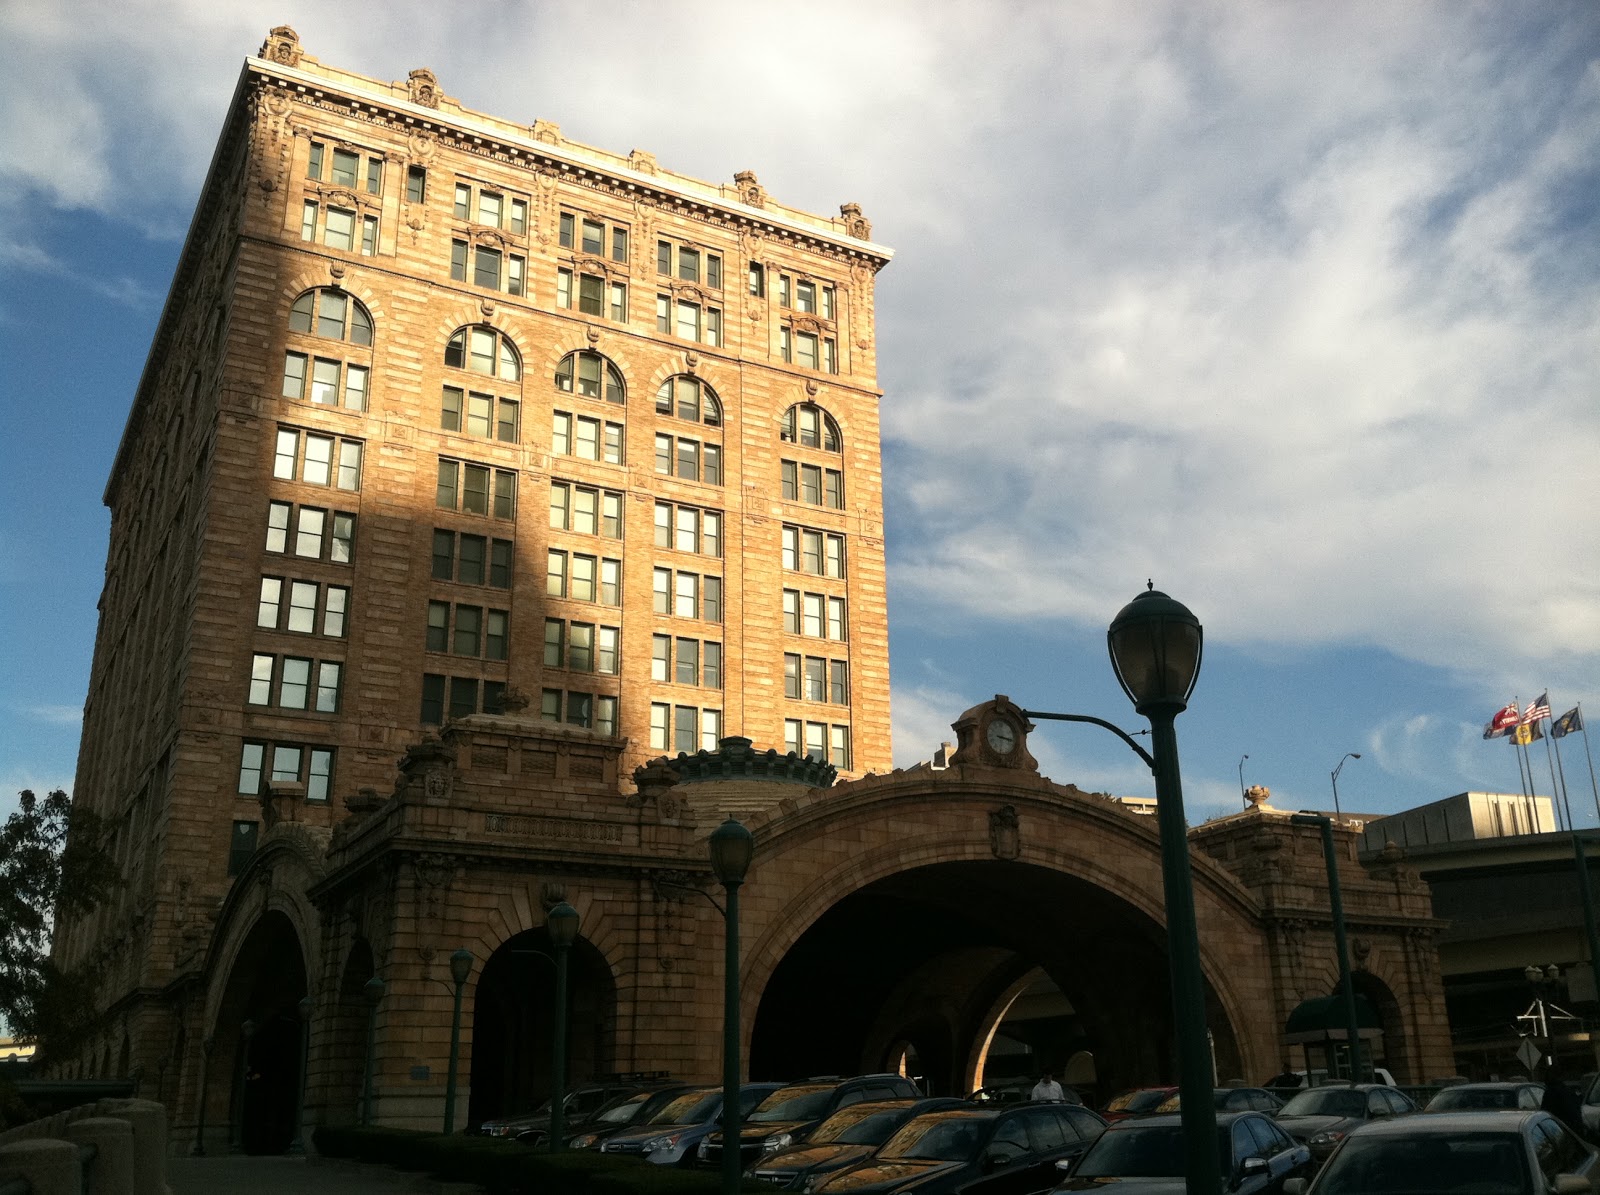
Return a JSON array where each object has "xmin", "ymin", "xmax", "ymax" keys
[
  {"xmin": 748, "ymin": 1097, "xmax": 970, "ymax": 1189},
  {"xmin": 1274, "ymin": 1083, "xmax": 1418, "ymax": 1164},
  {"xmin": 567, "ymin": 1084, "xmax": 701, "ymax": 1150},
  {"xmin": 599, "ymin": 1082, "xmax": 785, "ymax": 1165},
  {"xmin": 474, "ymin": 1077, "xmax": 672, "ymax": 1141},
  {"xmin": 810, "ymin": 1103, "xmax": 1108, "ymax": 1195},
  {"xmin": 1283, "ymin": 1110, "xmax": 1600, "ymax": 1193},
  {"xmin": 970, "ymin": 1080, "xmax": 1078, "ymax": 1106},
  {"xmin": 1052, "ymin": 1110, "xmax": 1311, "ymax": 1193},
  {"xmin": 1422, "ymin": 1081, "xmax": 1543, "ymax": 1112},
  {"xmin": 698, "ymin": 1074, "xmax": 923, "ymax": 1170},
  {"xmin": 1100, "ymin": 1088, "xmax": 1178, "ymax": 1123},
  {"xmin": 1152, "ymin": 1088, "xmax": 1284, "ymax": 1115}
]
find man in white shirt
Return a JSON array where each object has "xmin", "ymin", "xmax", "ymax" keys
[{"xmin": 1030, "ymin": 1072, "xmax": 1065, "ymax": 1101}]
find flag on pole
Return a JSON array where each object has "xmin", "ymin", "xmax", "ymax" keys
[
  {"xmin": 1552, "ymin": 708, "xmax": 1584, "ymax": 738},
  {"xmin": 1512, "ymin": 721, "xmax": 1544, "ymax": 745},
  {"xmin": 1491, "ymin": 702, "xmax": 1521, "ymax": 731},
  {"xmin": 1483, "ymin": 719, "xmax": 1509, "ymax": 740},
  {"xmin": 1523, "ymin": 692, "xmax": 1551, "ymax": 724}
]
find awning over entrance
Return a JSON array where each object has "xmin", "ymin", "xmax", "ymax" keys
[{"xmin": 1284, "ymin": 994, "xmax": 1384, "ymax": 1044}]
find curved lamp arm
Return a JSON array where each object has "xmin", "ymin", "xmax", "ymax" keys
[{"xmin": 1021, "ymin": 709, "xmax": 1157, "ymax": 773}]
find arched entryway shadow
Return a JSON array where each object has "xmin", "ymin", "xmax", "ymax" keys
[
  {"xmin": 466, "ymin": 928, "xmax": 616, "ymax": 1128},
  {"xmin": 213, "ymin": 910, "xmax": 308, "ymax": 1154}
]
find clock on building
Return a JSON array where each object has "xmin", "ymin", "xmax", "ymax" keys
[{"xmin": 948, "ymin": 696, "xmax": 1037, "ymax": 770}]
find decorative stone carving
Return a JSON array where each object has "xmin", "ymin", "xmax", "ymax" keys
[
  {"xmin": 1245, "ymin": 785, "xmax": 1271, "ymax": 808},
  {"xmin": 840, "ymin": 202, "xmax": 872, "ymax": 240},
  {"xmin": 408, "ymin": 68, "xmax": 442, "ymax": 109},
  {"xmin": 734, "ymin": 170, "xmax": 767, "ymax": 208},
  {"xmin": 540, "ymin": 881, "xmax": 567, "ymax": 912},
  {"xmin": 500, "ymin": 685, "xmax": 532, "ymax": 713},
  {"xmin": 260, "ymin": 26, "xmax": 303, "ymax": 68},
  {"xmin": 989, "ymin": 805, "xmax": 1021, "ymax": 860},
  {"xmin": 629, "ymin": 149, "xmax": 659, "ymax": 175},
  {"xmin": 413, "ymin": 853, "xmax": 456, "ymax": 922},
  {"xmin": 1352, "ymin": 937, "xmax": 1373, "ymax": 967},
  {"xmin": 532, "ymin": 119, "xmax": 562, "ymax": 145},
  {"xmin": 408, "ymin": 130, "xmax": 437, "ymax": 163}
]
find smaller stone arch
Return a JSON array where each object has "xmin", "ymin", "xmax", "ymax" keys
[
  {"xmin": 780, "ymin": 401, "xmax": 841, "ymax": 452},
  {"xmin": 288, "ymin": 286, "xmax": 375, "ymax": 346},
  {"xmin": 553, "ymin": 348, "xmax": 624, "ymax": 405},
  {"xmin": 654, "ymin": 374, "xmax": 723, "ymax": 428},
  {"xmin": 445, "ymin": 324, "xmax": 522, "ymax": 382}
]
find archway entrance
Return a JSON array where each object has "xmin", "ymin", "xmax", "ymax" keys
[
  {"xmin": 750, "ymin": 860, "xmax": 1239, "ymax": 1102},
  {"xmin": 213, "ymin": 910, "xmax": 307, "ymax": 1154},
  {"xmin": 466, "ymin": 928, "xmax": 616, "ymax": 1128}
]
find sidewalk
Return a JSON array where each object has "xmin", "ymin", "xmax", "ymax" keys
[{"xmin": 170, "ymin": 1155, "xmax": 467, "ymax": 1193}]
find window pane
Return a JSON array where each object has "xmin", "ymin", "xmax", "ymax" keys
[
  {"xmin": 421, "ymin": 674, "xmax": 446, "ymax": 724},
  {"xmin": 676, "ymin": 637, "xmax": 698, "ymax": 686},
  {"xmin": 324, "ymin": 208, "xmax": 355, "ymax": 251},
  {"xmin": 271, "ymin": 745, "xmax": 302, "ymax": 784},
  {"xmin": 493, "ymin": 471, "xmax": 515, "ymax": 519},
  {"xmin": 238, "ymin": 743, "xmax": 265, "ymax": 795},
  {"xmin": 343, "ymin": 365, "xmax": 368, "ymax": 410},
  {"xmin": 559, "ymin": 212, "xmax": 575, "ymax": 248},
  {"xmin": 308, "ymin": 749, "xmax": 333, "ymax": 801},
  {"xmin": 704, "ymin": 642, "xmax": 722, "ymax": 689},
  {"xmin": 702, "ymin": 576, "xmax": 722, "ymax": 623},
  {"xmin": 324, "ymin": 587, "xmax": 348, "ymax": 637},
  {"xmin": 436, "ymin": 460, "xmax": 459, "ymax": 509},
  {"xmin": 654, "ymin": 568, "xmax": 671, "ymax": 614},
  {"xmin": 675, "ymin": 572, "xmax": 697, "ymax": 618},
  {"xmin": 337, "ymin": 441, "xmax": 362, "ymax": 490},
  {"xmin": 449, "ymin": 677, "xmax": 478, "ymax": 719},
  {"xmin": 310, "ymin": 358, "xmax": 340, "ymax": 405},
  {"xmin": 407, "ymin": 166, "xmax": 426, "ymax": 204},
  {"xmin": 331, "ymin": 514, "xmax": 355, "ymax": 562},
  {"xmin": 257, "ymin": 578, "xmax": 283, "ymax": 628},
  {"xmin": 317, "ymin": 291, "xmax": 347, "ymax": 339},
  {"xmin": 567, "ymin": 621, "xmax": 591, "ymax": 670},
  {"xmin": 249, "ymin": 654, "xmax": 274, "ymax": 704},
  {"xmin": 453, "ymin": 605, "xmax": 481, "ymax": 656},
  {"xmin": 581, "ymin": 219, "xmax": 604, "ymax": 255},
  {"xmin": 547, "ymin": 550, "xmax": 566, "ymax": 597},
  {"xmin": 571, "ymin": 554, "xmax": 596, "ymax": 601},
  {"xmin": 497, "ymin": 398, "xmax": 519, "ymax": 443},
  {"xmin": 489, "ymin": 539, "xmax": 511, "ymax": 587},
  {"xmin": 282, "ymin": 352, "xmax": 307, "ymax": 399},
  {"xmin": 785, "ymin": 654, "xmax": 801, "ymax": 699},
  {"xmin": 280, "ymin": 657, "xmax": 311, "ymax": 709},
  {"xmin": 612, "ymin": 227, "xmax": 628, "ymax": 262},
  {"xmin": 459, "ymin": 534, "xmax": 485, "ymax": 584},
  {"xmin": 701, "ymin": 708, "xmax": 721, "ymax": 751},
  {"xmin": 316, "ymin": 661, "xmax": 341, "ymax": 712},
  {"xmin": 274, "ymin": 429, "xmax": 298, "ymax": 479},
  {"xmin": 288, "ymin": 581, "xmax": 317, "ymax": 633},
  {"xmin": 462, "ymin": 464, "xmax": 489, "ymax": 514},
  {"xmin": 467, "ymin": 392, "xmax": 492, "ymax": 438},
  {"xmin": 655, "ymin": 434, "xmax": 673, "ymax": 475},
  {"xmin": 295, "ymin": 508, "xmax": 325, "ymax": 558},
  {"xmin": 677, "ymin": 439, "xmax": 699, "ymax": 481},
  {"xmin": 474, "ymin": 246, "xmax": 501, "ymax": 289},
  {"xmin": 552, "ymin": 411, "xmax": 571, "ymax": 454},
  {"xmin": 601, "ymin": 556, "xmax": 620, "ymax": 606},
  {"xmin": 674, "ymin": 705, "xmax": 696, "ymax": 753},
  {"xmin": 545, "ymin": 618, "xmax": 564, "ymax": 667},
  {"xmin": 679, "ymin": 248, "xmax": 700, "ymax": 283}
]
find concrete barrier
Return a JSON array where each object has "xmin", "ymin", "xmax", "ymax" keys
[
  {"xmin": 0, "ymin": 1137, "xmax": 82, "ymax": 1195},
  {"xmin": 99, "ymin": 1099, "xmax": 171, "ymax": 1195},
  {"xmin": 64, "ymin": 1118, "xmax": 132, "ymax": 1195}
]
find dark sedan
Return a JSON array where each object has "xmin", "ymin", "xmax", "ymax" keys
[
  {"xmin": 599, "ymin": 1082, "xmax": 785, "ymax": 1165},
  {"xmin": 1152, "ymin": 1088, "xmax": 1284, "ymax": 1115},
  {"xmin": 750, "ymin": 1098, "xmax": 969, "ymax": 1189},
  {"xmin": 1275, "ymin": 1084, "xmax": 1417, "ymax": 1163},
  {"xmin": 1052, "ymin": 1111, "xmax": 1311, "ymax": 1193},
  {"xmin": 1284, "ymin": 1110, "xmax": 1599, "ymax": 1193},
  {"xmin": 1099, "ymin": 1089, "xmax": 1177, "ymax": 1124},
  {"xmin": 811, "ymin": 1103, "xmax": 1107, "ymax": 1195}
]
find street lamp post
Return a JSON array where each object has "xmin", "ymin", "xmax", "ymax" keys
[
  {"xmin": 362, "ymin": 976, "xmax": 385, "ymax": 1126},
  {"xmin": 710, "ymin": 817, "xmax": 755, "ymax": 1195},
  {"xmin": 546, "ymin": 903, "xmax": 580, "ymax": 1151},
  {"xmin": 193, "ymin": 1036, "xmax": 214, "ymax": 1156},
  {"xmin": 289, "ymin": 995, "xmax": 313, "ymax": 1155},
  {"xmin": 232, "ymin": 1019, "xmax": 257, "ymax": 1152},
  {"xmin": 1290, "ymin": 813, "xmax": 1366, "ymax": 1082},
  {"xmin": 443, "ymin": 948, "xmax": 474, "ymax": 1135},
  {"xmin": 1330, "ymin": 753, "xmax": 1361, "ymax": 822},
  {"xmin": 1106, "ymin": 584, "xmax": 1220, "ymax": 1195},
  {"xmin": 1238, "ymin": 755, "xmax": 1249, "ymax": 807}
]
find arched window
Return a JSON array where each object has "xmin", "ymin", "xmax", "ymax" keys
[
  {"xmin": 655, "ymin": 376, "xmax": 722, "ymax": 426},
  {"xmin": 781, "ymin": 403, "xmax": 840, "ymax": 452},
  {"xmin": 445, "ymin": 326, "xmax": 522, "ymax": 381},
  {"xmin": 554, "ymin": 351, "xmax": 624, "ymax": 405},
  {"xmin": 283, "ymin": 289, "xmax": 374, "ymax": 411},
  {"xmin": 441, "ymin": 328, "xmax": 523, "ymax": 445},
  {"xmin": 289, "ymin": 288, "xmax": 373, "ymax": 345}
]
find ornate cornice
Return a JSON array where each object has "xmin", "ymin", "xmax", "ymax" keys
[{"xmin": 643, "ymin": 736, "xmax": 837, "ymax": 788}]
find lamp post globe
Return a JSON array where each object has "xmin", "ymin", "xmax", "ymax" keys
[
  {"xmin": 1107, "ymin": 585, "xmax": 1203, "ymax": 714},
  {"xmin": 444, "ymin": 949, "xmax": 474, "ymax": 1134},
  {"xmin": 449, "ymin": 948, "xmax": 474, "ymax": 986},
  {"xmin": 709, "ymin": 817, "xmax": 755, "ymax": 887},
  {"xmin": 547, "ymin": 901, "xmax": 581, "ymax": 948}
]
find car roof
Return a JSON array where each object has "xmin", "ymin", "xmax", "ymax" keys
[
  {"xmin": 1351, "ymin": 1111, "xmax": 1545, "ymax": 1137},
  {"xmin": 1435, "ymin": 1082, "xmax": 1536, "ymax": 1090},
  {"xmin": 1105, "ymin": 1111, "xmax": 1262, "ymax": 1128}
]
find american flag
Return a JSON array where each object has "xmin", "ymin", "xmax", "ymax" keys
[{"xmin": 1522, "ymin": 692, "xmax": 1552, "ymax": 724}]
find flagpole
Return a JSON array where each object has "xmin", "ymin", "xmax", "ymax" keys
[
  {"xmin": 1553, "ymin": 732, "xmax": 1576, "ymax": 828},
  {"xmin": 1578, "ymin": 705, "xmax": 1600, "ymax": 825},
  {"xmin": 1546, "ymin": 732, "xmax": 1570, "ymax": 831}
]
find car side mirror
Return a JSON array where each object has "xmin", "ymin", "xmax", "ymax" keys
[
  {"xmin": 1240, "ymin": 1158, "xmax": 1267, "ymax": 1177},
  {"xmin": 1283, "ymin": 1180, "xmax": 1309, "ymax": 1195},
  {"xmin": 1054, "ymin": 1156, "xmax": 1077, "ymax": 1172},
  {"xmin": 983, "ymin": 1153, "xmax": 1013, "ymax": 1173}
]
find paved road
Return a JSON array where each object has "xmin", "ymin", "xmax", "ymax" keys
[{"xmin": 170, "ymin": 1155, "xmax": 437, "ymax": 1193}]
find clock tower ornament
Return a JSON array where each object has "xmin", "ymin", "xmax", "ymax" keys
[{"xmin": 949, "ymin": 695, "xmax": 1038, "ymax": 771}]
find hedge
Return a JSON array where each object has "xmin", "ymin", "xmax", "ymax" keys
[{"xmin": 311, "ymin": 1126, "xmax": 777, "ymax": 1194}]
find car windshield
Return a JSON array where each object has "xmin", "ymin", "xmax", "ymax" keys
[
  {"xmin": 1075, "ymin": 1125, "xmax": 1231, "ymax": 1178},
  {"xmin": 1153, "ymin": 1092, "xmax": 1234, "ymax": 1112},
  {"xmin": 750, "ymin": 1085, "xmax": 835, "ymax": 1123},
  {"xmin": 594, "ymin": 1092, "xmax": 654, "ymax": 1125},
  {"xmin": 880, "ymin": 1114, "xmax": 988, "ymax": 1162},
  {"xmin": 650, "ymin": 1089, "xmax": 720, "ymax": 1124},
  {"xmin": 1425, "ymin": 1088, "xmax": 1521, "ymax": 1111},
  {"xmin": 1280, "ymin": 1089, "xmax": 1367, "ymax": 1118},
  {"xmin": 812, "ymin": 1106, "xmax": 911, "ymax": 1146},
  {"xmin": 1311, "ymin": 1132, "xmax": 1532, "ymax": 1194},
  {"xmin": 1106, "ymin": 1090, "xmax": 1172, "ymax": 1114}
]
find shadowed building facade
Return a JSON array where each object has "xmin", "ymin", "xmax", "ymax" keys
[{"xmin": 51, "ymin": 29, "xmax": 1455, "ymax": 1151}]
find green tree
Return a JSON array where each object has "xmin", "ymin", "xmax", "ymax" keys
[{"xmin": 0, "ymin": 790, "xmax": 121, "ymax": 1050}]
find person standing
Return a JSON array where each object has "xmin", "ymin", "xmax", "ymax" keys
[
  {"xmin": 1031, "ymin": 1072, "xmax": 1065, "ymax": 1102},
  {"xmin": 1541, "ymin": 1057, "xmax": 1589, "ymax": 1140}
]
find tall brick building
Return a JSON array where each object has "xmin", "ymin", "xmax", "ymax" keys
[
  {"xmin": 52, "ymin": 29, "xmax": 1457, "ymax": 1153},
  {"xmin": 56, "ymin": 22, "xmax": 890, "ymax": 1082}
]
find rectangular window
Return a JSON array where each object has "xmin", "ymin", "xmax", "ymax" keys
[
  {"xmin": 309, "ymin": 356, "xmax": 340, "ymax": 402},
  {"xmin": 455, "ymin": 183, "xmax": 472, "ymax": 220},
  {"xmin": 287, "ymin": 581, "xmax": 317, "ymax": 633},
  {"xmin": 238, "ymin": 743, "xmax": 265, "ymax": 795},
  {"xmin": 567, "ymin": 622, "xmax": 593, "ymax": 671},
  {"xmin": 831, "ymin": 725, "xmax": 851, "ymax": 769},
  {"xmin": 485, "ymin": 610, "xmax": 508, "ymax": 660},
  {"xmin": 249, "ymin": 654, "xmax": 274, "ymax": 705},
  {"xmin": 749, "ymin": 262, "xmax": 765, "ymax": 297},
  {"xmin": 675, "ymin": 637, "xmax": 699, "ymax": 686},
  {"xmin": 804, "ymin": 592, "xmax": 824, "ymax": 638},
  {"xmin": 556, "ymin": 267, "xmax": 573, "ymax": 309},
  {"xmin": 602, "ymin": 491, "xmax": 622, "ymax": 538},
  {"xmin": 780, "ymin": 326, "xmax": 791, "ymax": 363},
  {"xmin": 783, "ymin": 589, "xmax": 801, "ymax": 634},
  {"xmin": 324, "ymin": 587, "xmax": 348, "ymax": 637},
  {"xmin": 656, "ymin": 294, "xmax": 670, "ymax": 334},
  {"xmin": 547, "ymin": 550, "xmax": 567, "ymax": 597},
  {"xmin": 821, "ymin": 285, "xmax": 836, "ymax": 320},
  {"xmin": 453, "ymin": 605, "xmax": 482, "ymax": 656},
  {"xmin": 805, "ymin": 656, "xmax": 827, "ymax": 702},
  {"xmin": 701, "ymin": 708, "xmax": 722, "ymax": 751},
  {"xmin": 279, "ymin": 657, "xmax": 311, "ymax": 709},
  {"xmin": 474, "ymin": 246, "xmax": 501, "ymax": 289},
  {"xmin": 337, "ymin": 441, "xmax": 362, "ymax": 491},
  {"xmin": 674, "ymin": 705, "xmax": 697, "ymax": 754},
  {"xmin": 597, "ymin": 626, "xmax": 618, "ymax": 675},
  {"xmin": 300, "ymin": 200, "xmax": 317, "ymax": 242},
  {"xmin": 830, "ymin": 660, "xmax": 850, "ymax": 704},
  {"xmin": 307, "ymin": 142, "xmax": 325, "ymax": 180},
  {"xmin": 779, "ymin": 273, "xmax": 792, "ymax": 308},
  {"xmin": 784, "ymin": 653, "xmax": 801, "ymax": 699},
  {"xmin": 552, "ymin": 411, "xmax": 572, "ymax": 455},
  {"xmin": 332, "ymin": 513, "xmax": 355, "ymax": 563},
  {"xmin": 489, "ymin": 539, "xmax": 511, "ymax": 587},
  {"xmin": 702, "ymin": 575, "xmax": 722, "ymax": 623},
  {"xmin": 258, "ymin": 578, "xmax": 283, "ymax": 629},
  {"xmin": 436, "ymin": 459, "xmax": 458, "ymax": 510},
  {"xmin": 542, "ymin": 689, "xmax": 562, "ymax": 721},
  {"xmin": 228, "ymin": 821, "xmax": 259, "ymax": 877},
  {"xmin": 511, "ymin": 198, "xmax": 528, "ymax": 235},
  {"xmin": 581, "ymin": 219, "xmax": 604, "ymax": 256},
  {"xmin": 704, "ymin": 642, "xmax": 723, "ymax": 689},
  {"xmin": 823, "ymin": 338, "xmax": 838, "ymax": 374},
  {"xmin": 459, "ymin": 534, "xmax": 486, "ymax": 584},
  {"xmin": 829, "ymin": 596, "xmax": 847, "ymax": 641},
  {"xmin": 324, "ymin": 208, "xmax": 356, "ymax": 252},
  {"xmin": 610, "ymin": 282, "xmax": 628, "ymax": 322},
  {"xmin": 282, "ymin": 352, "xmax": 307, "ymax": 399},
  {"xmin": 295, "ymin": 507, "xmax": 324, "ymax": 558},
  {"xmin": 271, "ymin": 745, "xmax": 302, "ymax": 785},
  {"xmin": 449, "ymin": 676, "xmax": 478, "ymax": 720},
  {"xmin": 546, "ymin": 618, "xmax": 566, "ymax": 667},
  {"xmin": 596, "ymin": 695, "xmax": 618, "ymax": 736},
  {"xmin": 677, "ymin": 438, "xmax": 699, "ymax": 482},
  {"xmin": 302, "ymin": 434, "xmax": 333, "ymax": 485},
  {"xmin": 805, "ymin": 721, "xmax": 826, "ymax": 762},
  {"xmin": 600, "ymin": 558, "xmax": 620, "ymax": 606},
  {"xmin": 361, "ymin": 216, "xmax": 378, "ymax": 257},
  {"xmin": 652, "ymin": 634, "xmax": 671, "ymax": 682},
  {"xmin": 315, "ymin": 661, "xmax": 341, "ymax": 712},
  {"xmin": 406, "ymin": 166, "xmax": 426, "ymax": 204},
  {"xmin": 654, "ymin": 568, "xmax": 671, "ymax": 615},
  {"xmin": 507, "ymin": 255, "xmax": 524, "ymax": 297},
  {"xmin": 786, "ymin": 718, "xmax": 802, "ymax": 757},
  {"xmin": 612, "ymin": 227, "xmax": 628, "ymax": 262},
  {"xmin": 655, "ymin": 433, "xmax": 673, "ymax": 475},
  {"xmin": 656, "ymin": 240, "xmax": 672, "ymax": 275},
  {"xmin": 427, "ymin": 601, "xmax": 450, "ymax": 651},
  {"xmin": 796, "ymin": 331, "xmax": 819, "ymax": 370},
  {"xmin": 421, "ymin": 674, "xmax": 446, "ymax": 724},
  {"xmin": 571, "ymin": 554, "xmax": 596, "ymax": 601},
  {"xmin": 479, "ymin": 191, "xmax": 503, "ymax": 228},
  {"xmin": 559, "ymin": 212, "xmax": 575, "ymax": 248},
  {"xmin": 450, "ymin": 240, "xmax": 468, "ymax": 282},
  {"xmin": 675, "ymin": 572, "xmax": 698, "ymax": 619},
  {"xmin": 579, "ymin": 273, "xmax": 604, "ymax": 316},
  {"xmin": 678, "ymin": 247, "xmax": 700, "ymax": 283},
  {"xmin": 651, "ymin": 703, "xmax": 670, "ymax": 751},
  {"xmin": 332, "ymin": 149, "xmax": 359, "ymax": 187},
  {"xmin": 308, "ymin": 748, "xmax": 334, "ymax": 801},
  {"xmin": 802, "ymin": 464, "xmax": 822, "ymax": 505}
]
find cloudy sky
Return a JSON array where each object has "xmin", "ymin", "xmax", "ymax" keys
[{"xmin": 1, "ymin": 1, "xmax": 1595, "ymax": 827}]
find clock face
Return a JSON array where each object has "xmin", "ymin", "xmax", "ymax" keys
[{"xmin": 986, "ymin": 718, "xmax": 1018, "ymax": 755}]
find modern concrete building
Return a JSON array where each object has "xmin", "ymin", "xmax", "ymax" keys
[{"xmin": 50, "ymin": 28, "xmax": 1459, "ymax": 1154}]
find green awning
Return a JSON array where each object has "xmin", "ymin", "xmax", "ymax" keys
[{"xmin": 1284, "ymin": 994, "xmax": 1384, "ymax": 1044}]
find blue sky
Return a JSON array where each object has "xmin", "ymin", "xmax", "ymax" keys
[{"xmin": 1, "ymin": 1, "xmax": 1596, "ymax": 828}]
